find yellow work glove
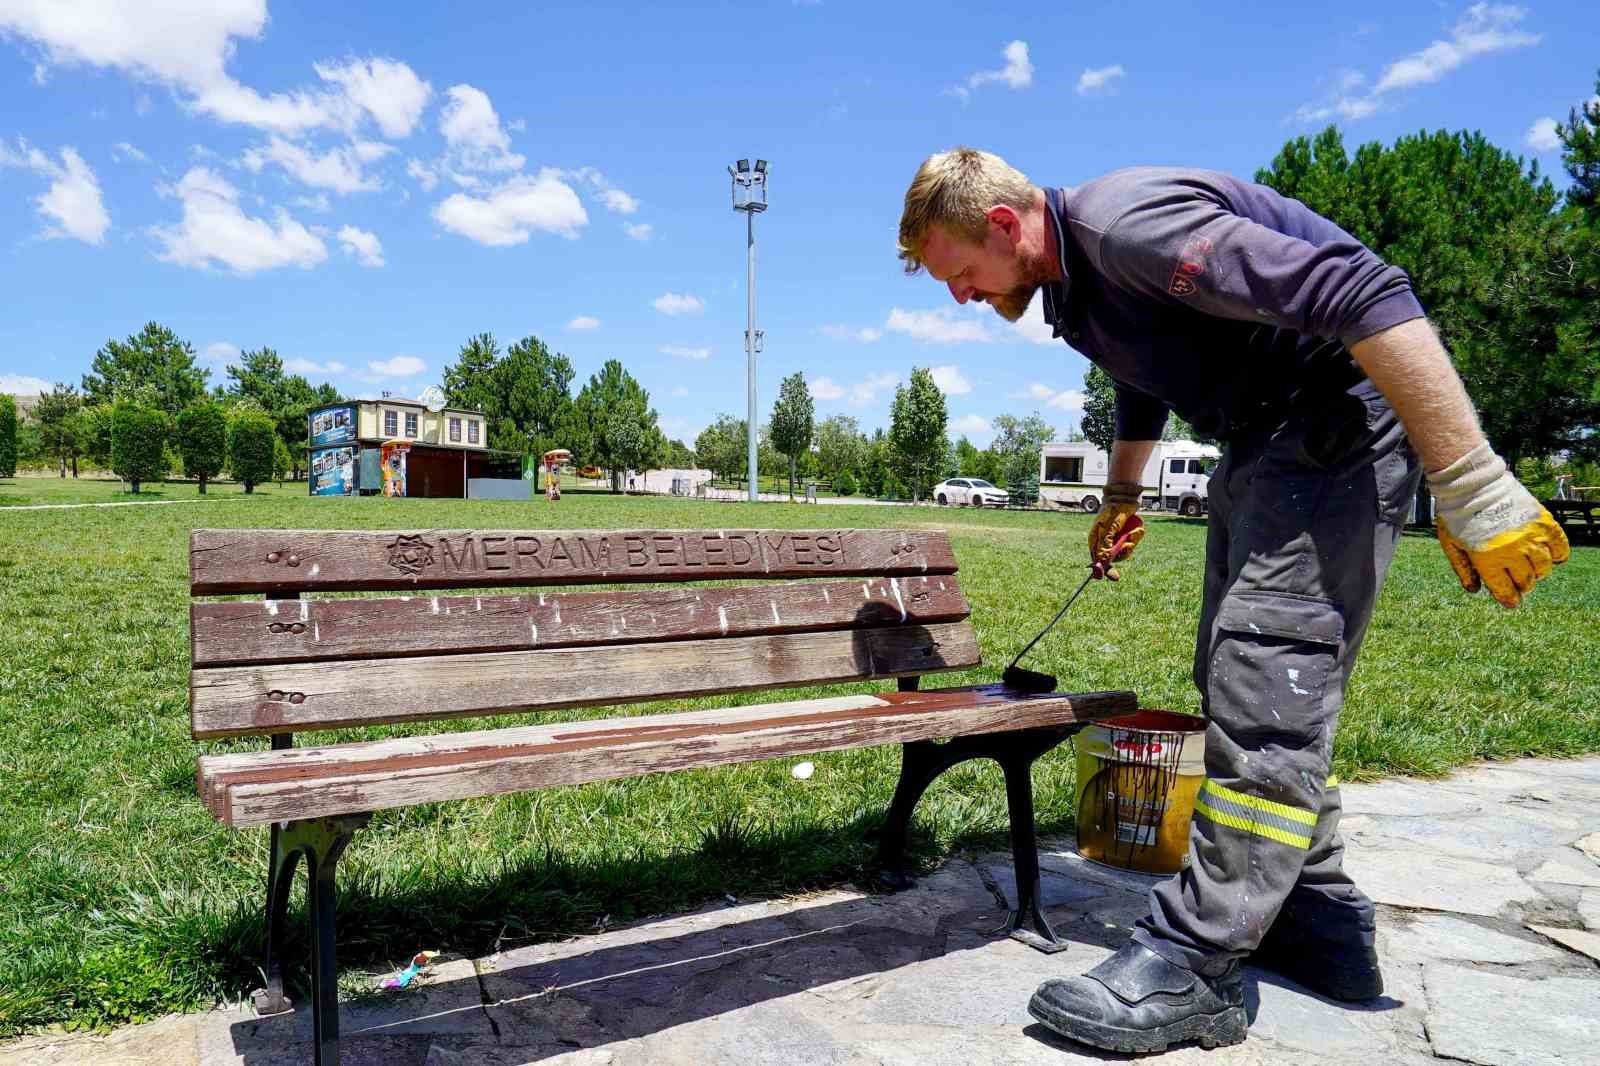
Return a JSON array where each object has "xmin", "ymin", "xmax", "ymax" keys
[
  {"xmin": 1428, "ymin": 442, "xmax": 1570, "ymax": 609},
  {"xmin": 1088, "ymin": 481, "xmax": 1145, "ymax": 581}
]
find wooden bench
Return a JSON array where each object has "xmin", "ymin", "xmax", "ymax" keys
[
  {"xmin": 1545, "ymin": 498, "xmax": 1600, "ymax": 545},
  {"xmin": 188, "ymin": 527, "xmax": 1135, "ymax": 1065}
]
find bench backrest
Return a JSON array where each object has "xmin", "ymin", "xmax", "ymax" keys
[{"xmin": 189, "ymin": 528, "xmax": 977, "ymax": 740}]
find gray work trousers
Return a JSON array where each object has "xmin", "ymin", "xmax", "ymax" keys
[{"xmin": 1133, "ymin": 382, "xmax": 1422, "ymax": 974}]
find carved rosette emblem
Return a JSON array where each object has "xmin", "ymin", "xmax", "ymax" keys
[{"xmin": 386, "ymin": 534, "xmax": 436, "ymax": 575}]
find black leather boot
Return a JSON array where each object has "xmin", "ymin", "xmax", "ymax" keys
[
  {"xmin": 1249, "ymin": 892, "xmax": 1383, "ymax": 1002},
  {"xmin": 1028, "ymin": 940, "xmax": 1247, "ymax": 1054}
]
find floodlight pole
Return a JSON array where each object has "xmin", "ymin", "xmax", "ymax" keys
[
  {"xmin": 730, "ymin": 159, "xmax": 768, "ymax": 503},
  {"xmin": 745, "ymin": 207, "xmax": 758, "ymax": 503}
]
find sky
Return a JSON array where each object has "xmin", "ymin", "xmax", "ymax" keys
[{"xmin": 0, "ymin": 1, "xmax": 1594, "ymax": 448}]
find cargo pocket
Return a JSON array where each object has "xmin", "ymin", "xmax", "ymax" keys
[{"xmin": 1206, "ymin": 590, "xmax": 1344, "ymax": 747}]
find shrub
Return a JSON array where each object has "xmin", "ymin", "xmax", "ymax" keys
[
  {"xmin": 0, "ymin": 394, "xmax": 16, "ymax": 478},
  {"xmin": 176, "ymin": 400, "xmax": 228, "ymax": 493},
  {"xmin": 227, "ymin": 408, "xmax": 276, "ymax": 494},
  {"xmin": 110, "ymin": 401, "xmax": 169, "ymax": 493},
  {"xmin": 272, "ymin": 436, "xmax": 292, "ymax": 482},
  {"xmin": 833, "ymin": 471, "xmax": 856, "ymax": 496}
]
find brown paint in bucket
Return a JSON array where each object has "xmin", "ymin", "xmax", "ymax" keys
[{"xmin": 1075, "ymin": 709, "xmax": 1206, "ymax": 874}]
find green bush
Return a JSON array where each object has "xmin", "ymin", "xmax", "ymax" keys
[
  {"xmin": 833, "ymin": 471, "xmax": 856, "ymax": 496},
  {"xmin": 227, "ymin": 409, "xmax": 276, "ymax": 494},
  {"xmin": 272, "ymin": 435, "xmax": 293, "ymax": 482},
  {"xmin": 110, "ymin": 401, "xmax": 169, "ymax": 493},
  {"xmin": 0, "ymin": 394, "xmax": 16, "ymax": 477},
  {"xmin": 176, "ymin": 400, "xmax": 228, "ymax": 493}
]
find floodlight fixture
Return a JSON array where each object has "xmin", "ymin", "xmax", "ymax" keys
[
  {"xmin": 736, "ymin": 158, "xmax": 750, "ymax": 173},
  {"xmin": 755, "ymin": 159, "xmax": 768, "ymax": 175}
]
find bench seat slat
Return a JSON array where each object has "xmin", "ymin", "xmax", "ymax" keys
[
  {"xmin": 199, "ymin": 686, "xmax": 1139, "ymax": 826},
  {"xmin": 191, "ymin": 576, "xmax": 970, "ymax": 667},
  {"xmin": 190, "ymin": 622, "xmax": 982, "ymax": 739},
  {"xmin": 190, "ymin": 528, "xmax": 957, "ymax": 595}
]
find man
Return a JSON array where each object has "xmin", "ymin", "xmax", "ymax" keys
[{"xmin": 896, "ymin": 148, "xmax": 1569, "ymax": 1054}]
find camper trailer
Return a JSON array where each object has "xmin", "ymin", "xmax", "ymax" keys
[{"xmin": 1039, "ymin": 440, "xmax": 1221, "ymax": 514}]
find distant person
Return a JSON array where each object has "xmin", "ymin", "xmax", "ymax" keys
[{"xmin": 896, "ymin": 148, "xmax": 1569, "ymax": 1054}]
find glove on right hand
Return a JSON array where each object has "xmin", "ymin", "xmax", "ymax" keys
[{"xmin": 1088, "ymin": 481, "xmax": 1145, "ymax": 581}]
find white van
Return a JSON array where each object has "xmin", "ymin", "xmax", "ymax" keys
[{"xmin": 1039, "ymin": 440, "xmax": 1220, "ymax": 514}]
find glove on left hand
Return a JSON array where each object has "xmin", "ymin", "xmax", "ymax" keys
[{"xmin": 1428, "ymin": 442, "xmax": 1570, "ymax": 609}]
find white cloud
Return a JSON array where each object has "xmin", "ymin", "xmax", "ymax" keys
[
  {"xmin": 654, "ymin": 292, "xmax": 705, "ymax": 315},
  {"xmin": 0, "ymin": 140, "xmax": 110, "ymax": 244},
  {"xmin": 1525, "ymin": 117, "xmax": 1561, "ymax": 151},
  {"xmin": 200, "ymin": 341, "xmax": 241, "ymax": 366},
  {"xmin": 820, "ymin": 324, "xmax": 883, "ymax": 343},
  {"xmin": 406, "ymin": 158, "xmax": 439, "ymax": 191},
  {"xmin": 885, "ymin": 307, "xmax": 992, "ymax": 344},
  {"xmin": 241, "ymin": 136, "xmax": 391, "ymax": 194},
  {"xmin": 150, "ymin": 166, "xmax": 327, "ymax": 274},
  {"xmin": 848, "ymin": 372, "xmax": 899, "ymax": 407},
  {"xmin": 1014, "ymin": 381, "xmax": 1086, "ymax": 411},
  {"xmin": 1296, "ymin": 4, "xmax": 1540, "ymax": 125},
  {"xmin": 809, "ymin": 376, "xmax": 846, "ymax": 400},
  {"xmin": 439, "ymin": 84, "xmax": 524, "ymax": 172},
  {"xmin": 368, "ymin": 355, "xmax": 426, "ymax": 377},
  {"xmin": 1374, "ymin": 3, "xmax": 1539, "ymax": 94},
  {"xmin": 111, "ymin": 141, "xmax": 148, "ymax": 163},
  {"xmin": 568, "ymin": 315, "xmax": 600, "ymax": 330},
  {"xmin": 0, "ymin": 373, "xmax": 51, "ymax": 395},
  {"xmin": 623, "ymin": 221, "xmax": 653, "ymax": 241},
  {"xmin": 432, "ymin": 170, "xmax": 587, "ymax": 246},
  {"xmin": 292, "ymin": 192, "xmax": 331, "ymax": 213},
  {"xmin": 661, "ymin": 344, "xmax": 711, "ymax": 360},
  {"xmin": 313, "ymin": 56, "xmax": 432, "ymax": 138},
  {"xmin": 336, "ymin": 225, "xmax": 384, "ymax": 267},
  {"xmin": 2, "ymin": 7, "xmax": 434, "ymax": 138},
  {"xmin": 951, "ymin": 414, "xmax": 991, "ymax": 434},
  {"xmin": 284, "ymin": 357, "xmax": 346, "ymax": 375},
  {"xmin": 1008, "ymin": 289, "xmax": 1060, "ymax": 346},
  {"xmin": 1076, "ymin": 64, "xmax": 1125, "ymax": 95},
  {"xmin": 951, "ymin": 40, "xmax": 1033, "ymax": 101},
  {"xmin": 929, "ymin": 364, "xmax": 972, "ymax": 395},
  {"xmin": 566, "ymin": 168, "xmax": 639, "ymax": 214}
]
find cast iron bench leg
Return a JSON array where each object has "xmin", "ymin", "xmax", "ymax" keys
[
  {"xmin": 250, "ymin": 813, "xmax": 370, "ymax": 1066},
  {"xmin": 876, "ymin": 713, "xmax": 1082, "ymax": 954}
]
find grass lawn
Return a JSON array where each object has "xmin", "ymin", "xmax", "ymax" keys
[
  {"xmin": 1, "ymin": 493, "xmax": 1595, "ymax": 1034},
  {"xmin": 0, "ymin": 474, "xmax": 301, "ymax": 507}
]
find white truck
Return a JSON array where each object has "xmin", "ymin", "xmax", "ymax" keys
[{"xmin": 1039, "ymin": 440, "xmax": 1221, "ymax": 515}]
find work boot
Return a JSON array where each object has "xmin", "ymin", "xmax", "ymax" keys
[
  {"xmin": 1249, "ymin": 891, "xmax": 1383, "ymax": 1002},
  {"xmin": 1028, "ymin": 940, "xmax": 1247, "ymax": 1054}
]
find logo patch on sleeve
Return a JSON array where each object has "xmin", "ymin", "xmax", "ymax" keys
[{"xmin": 1168, "ymin": 236, "xmax": 1213, "ymax": 297}]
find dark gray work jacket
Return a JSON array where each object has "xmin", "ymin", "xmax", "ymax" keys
[{"xmin": 1039, "ymin": 168, "xmax": 1425, "ymax": 440}]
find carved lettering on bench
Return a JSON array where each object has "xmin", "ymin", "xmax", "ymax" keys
[{"xmin": 409, "ymin": 531, "xmax": 847, "ymax": 578}]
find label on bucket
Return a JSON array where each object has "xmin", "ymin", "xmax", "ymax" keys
[{"xmin": 1116, "ymin": 821, "xmax": 1159, "ymax": 847}]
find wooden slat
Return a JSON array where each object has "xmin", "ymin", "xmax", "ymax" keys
[
  {"xmin": 190, "ymin": 622, "xmax": 981, "ymax": 739},
  {"xmin": 199, "ymin": 686, "xmax": 1139, "ymax": 826},
  {"xmin": 189, "ymin": 528, "xmax": 957, "ymax": 595},
  {"xmin": 191, "ymin": 576, "xmax": 971, "ymax": 667}
]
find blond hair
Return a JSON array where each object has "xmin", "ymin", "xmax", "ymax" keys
[{"xmin": 897, "ymin": 147, "xmax": 1037, "ymax": 274}]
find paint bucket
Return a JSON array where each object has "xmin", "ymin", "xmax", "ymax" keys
[{"xmin": 1075, "ymin": 710, "xmax": 1206, "ymax": 874}]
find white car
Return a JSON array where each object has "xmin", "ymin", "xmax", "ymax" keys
[{"xmin": 933, "ymin": 478, "xmax": 1007, "ymax": 507}]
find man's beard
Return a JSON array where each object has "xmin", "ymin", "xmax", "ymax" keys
[{"xmin": 980, "ymin": 246, "xmax": 1052, "ymax": 323}]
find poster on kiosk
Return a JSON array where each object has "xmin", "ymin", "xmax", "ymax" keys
[
  {"xmin": 309, "ymin": 403, "xmax": 357, "ymax": 447},
  {"xmin": 381, "ymin": 440, "xmax": 410, "ymax": 497},
  {"xmin": 309, "ymin": 445, "xmax": 357, "ymax": 496}
]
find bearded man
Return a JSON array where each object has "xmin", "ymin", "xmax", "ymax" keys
[{"xmin": 896, "ymin": 148, "xmax": 1569, "ymax": 1054}]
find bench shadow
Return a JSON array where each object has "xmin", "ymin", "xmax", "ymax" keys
[{"xmin": 224, "ymin": 845, "xmax": 1149, "ymax": 1064}]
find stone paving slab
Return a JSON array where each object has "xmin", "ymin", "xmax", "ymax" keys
[{"xmin": 6, "ymin": 756, "xmax": 1600, "ymax": 1066}]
